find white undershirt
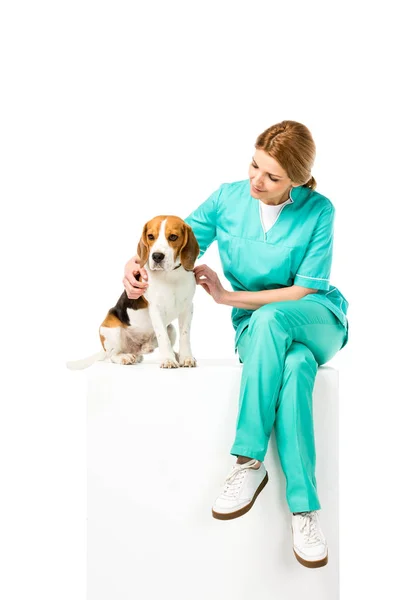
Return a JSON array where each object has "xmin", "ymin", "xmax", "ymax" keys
[{"xmin": 259, "ymin": 197, "xmax": 292, "ymax": 233}]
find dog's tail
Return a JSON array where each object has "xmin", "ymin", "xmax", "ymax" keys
[{"xmin": 66, "ymin": 350, "xmax": 108, "ymax": 371}]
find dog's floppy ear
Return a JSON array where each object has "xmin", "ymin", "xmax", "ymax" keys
[
  {"xmin": 137, "ymin": 223, "xmax": 150, "ymax": 268},
  {"xmin": 180, "ymin": 224, "xmax": 200, "ymax": 271}
]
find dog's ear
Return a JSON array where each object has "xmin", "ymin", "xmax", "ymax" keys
[
  {"xmin": 180, "ymin": 224, "xmax": 200, "ymax": 271},
  {"xmin": 137, "ymin": 223, "xmax": 150, "ymax": 268}
]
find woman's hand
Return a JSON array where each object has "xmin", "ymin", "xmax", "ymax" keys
[
  {"xmin": 193, "ymin": 265, "xmax": 228, "ymax": 305},
  {"xmin": 123, "ymin": 256, "xmax": 149, "ymax": 299}
]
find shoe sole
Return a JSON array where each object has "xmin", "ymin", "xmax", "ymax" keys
[
  {"xmin": 293, "ymin": 549, "xmax": 328, "ymax": 569},
  {"xmin": 212, "ymin": 471, "xmax": 269, "ymax": 520}
]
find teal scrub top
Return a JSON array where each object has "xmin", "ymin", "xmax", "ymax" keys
[{"xmin": 184, "ymin": 179, "xmax": 349, "ymax": 352}]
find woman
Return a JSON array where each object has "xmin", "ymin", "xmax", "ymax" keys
[{"xmin": 123, "ymin": 120, "xmax": 349, "ymax": 569}]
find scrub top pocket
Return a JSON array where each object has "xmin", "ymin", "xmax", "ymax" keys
[{"xmin": 226, "ymin": 237, "xmax": 293, "ymax": 291}]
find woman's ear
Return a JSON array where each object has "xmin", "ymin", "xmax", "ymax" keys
[
  {"xmin": 180, "ymin": 225, "xmax": 200, "ymax": 271},
  {"xmin": 136, "ymin": 224, "xmax": 150, "ymax": 267}
]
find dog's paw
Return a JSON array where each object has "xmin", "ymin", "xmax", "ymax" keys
[
  {"xmin": 160, "ymin": 357, "xmax": 180, "ymax": 369},
  {"xmin": 179, "ymin": 356, "xmax": 197, "ymax": 368},
  {"xmin": 111, "ymin": 353, "xmax": 140, "ymax": 365}
]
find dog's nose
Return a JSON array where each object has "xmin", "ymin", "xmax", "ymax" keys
[{"xmin": 152, "ymin": 252, "xmax": 165, "ymax": 263}]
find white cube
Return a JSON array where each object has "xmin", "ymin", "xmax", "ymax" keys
[{"xmin": 87, "ymin": 358, "xmax": 339, "ymax": 600}]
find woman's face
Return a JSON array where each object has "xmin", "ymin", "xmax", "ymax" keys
[{"xmin": 248, "ymin": 148, "xmax": 300, "ymax": 205}]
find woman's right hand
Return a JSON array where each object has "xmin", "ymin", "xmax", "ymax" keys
[{"xmin": 123, "ymin": 256, "xmax": 149, "ymax": 299}]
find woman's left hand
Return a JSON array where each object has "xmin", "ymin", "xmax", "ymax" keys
[{"xmin": 193, "ymin": 265, "xmax": 228, "ymax": 304}]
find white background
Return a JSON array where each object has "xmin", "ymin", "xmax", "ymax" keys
[{"xmin": 0, "ymin": 1, "xmax": 398, "ymax": 598}]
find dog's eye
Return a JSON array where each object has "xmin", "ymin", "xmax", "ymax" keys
[
  {"xmin": 169, "ymin": 235, "xmax": 178, "ymax": 241},
  {"xmin": 148, "ymin": 234, "xmax": 155, "ymax": 240}
]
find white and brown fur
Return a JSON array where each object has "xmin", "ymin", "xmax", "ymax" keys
[{"xmin": 67, "ymin": 216, "xmax": 200, "ymax": 370}]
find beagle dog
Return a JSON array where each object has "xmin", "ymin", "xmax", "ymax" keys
[{"xmin": 67, "ymin": 216, "xmax": 200, "ymax": 370}]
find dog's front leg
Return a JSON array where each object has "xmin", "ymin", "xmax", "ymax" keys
[
  {"xmin": 149, "ymin": 307, "xmax": 179, "ymax": 369},
  {"xmin": 177, "ymin": 303, "xmax": 197, "ymax": 368}
]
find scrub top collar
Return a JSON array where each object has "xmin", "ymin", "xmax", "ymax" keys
[
  {"xmin": 250, "ymin": 182, "xmax": 307, "ymax": 205},
  {"xmin": 288, "ymin": 184, "xmax": 313, "ymax": 203}
]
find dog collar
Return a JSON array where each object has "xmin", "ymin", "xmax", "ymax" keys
[{"xmin": 173, "ymin": 263, "xmax": 193, "ymax": 272}]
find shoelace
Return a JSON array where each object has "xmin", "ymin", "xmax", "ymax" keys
[
  {"xmin": 298, "ymin": 511, "xmax": 323, "ymax": 546},
  {"xmin": 220, "ymin": 460, "xmax": 259, "ymax": 499}
]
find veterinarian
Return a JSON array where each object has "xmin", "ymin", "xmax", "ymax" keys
[{"xmin": 123, "ymin": 120, "xmax": 349, "ymax": 569}]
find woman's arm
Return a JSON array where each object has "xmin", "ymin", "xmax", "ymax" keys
[
  {"xmin": 194, "ymin": 265, "xmax": 318, "ymax": 308},
  {"xmin": 184, "ymin": 186, "xmax": 222, "ymax": 258},
  {"xmin": 220, "ymin": 285, "xmax": 318, "ymax": 310}
]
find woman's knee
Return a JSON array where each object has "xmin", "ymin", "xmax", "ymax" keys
[{"xmin": 248, "ymin": 304, "xmax": 288, "ymax": 333}]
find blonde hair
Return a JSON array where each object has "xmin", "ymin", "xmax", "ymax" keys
[{"xmin": 255, "ymin": 120, "xmax": 317, "ymax": 189}]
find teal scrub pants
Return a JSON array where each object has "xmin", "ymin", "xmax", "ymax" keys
[{"xmin": 230, "ymin": 298, "xmax": 348, "ymax": 513}]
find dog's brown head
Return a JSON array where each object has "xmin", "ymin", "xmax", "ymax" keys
[{"xmin": 137, "ymin": 216, "xmax": 200, "ymax": 272}]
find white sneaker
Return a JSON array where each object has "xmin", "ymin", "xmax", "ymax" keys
[
  {"xmin": 291, "ymin": 511, "xmax": 328, "ymax": 568},
  {"xmin": 212, "ymin": 459, "xmax": 269, "ymax": 520}
]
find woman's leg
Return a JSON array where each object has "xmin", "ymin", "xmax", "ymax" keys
[
  {"xmin": 230, "ymin": 299, "xmax": 347, "ymax": 503},
  {"xmin": 274, "ymin": 341, "xmax": 319, "ymax": 512},
  {"xmin": 234, "ymin": 332, "xmax": 321, "ymax": 509}
]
